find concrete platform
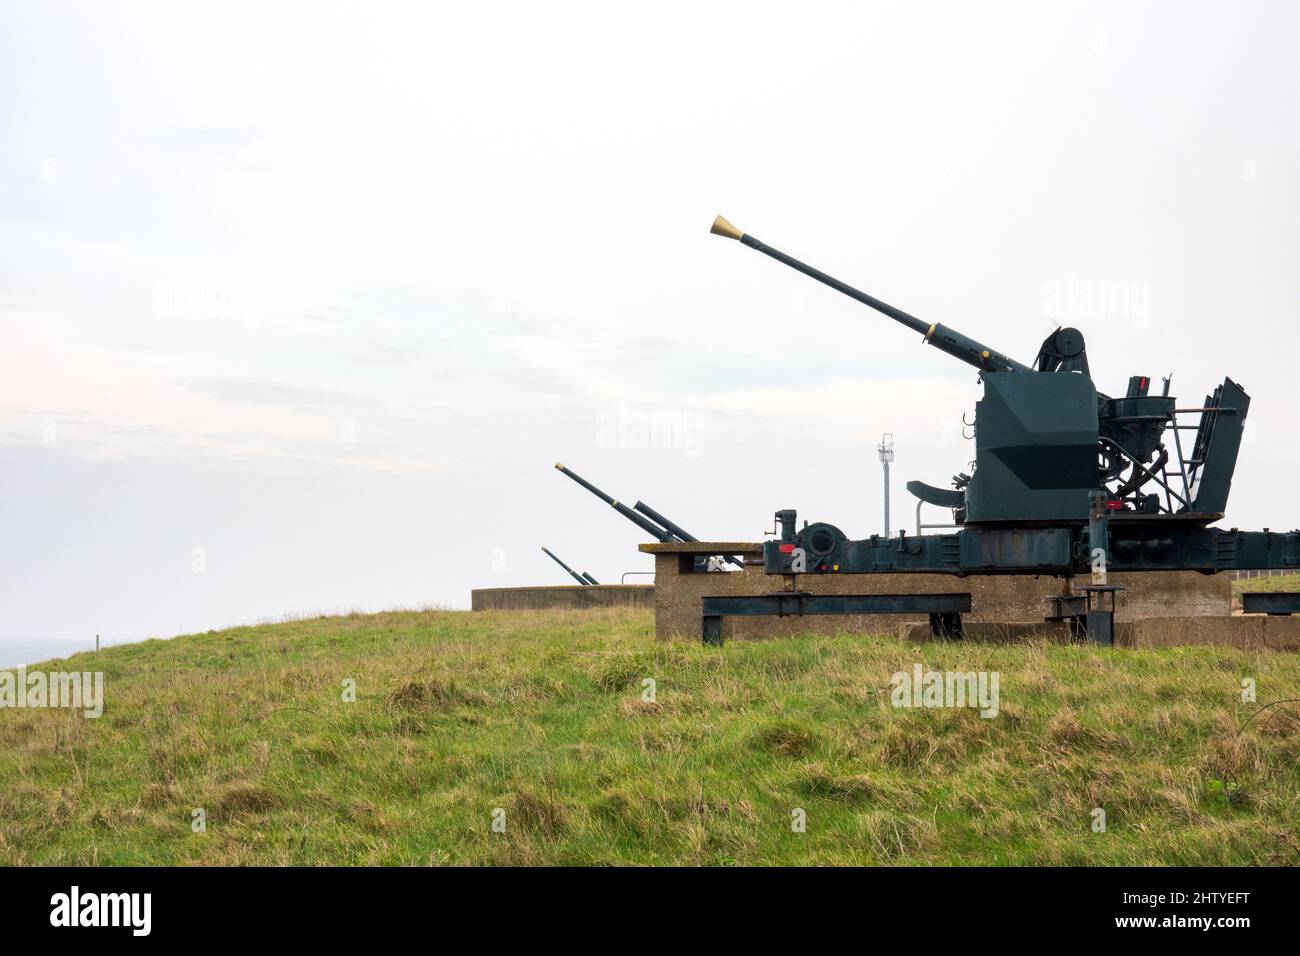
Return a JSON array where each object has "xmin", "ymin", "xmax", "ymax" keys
[
  {"xmin": 896, "ymin": 616, "xmax": 1300, "ymax": 650},
  {"xmin": 471, "ymin": 584, "xmax": 653, "ymax": 612},
  {"xmin": 1120, "ymin": 614, "xmax": 1300, "ymax": 650},
  {"xmin": 641, "ymin": 541, "xmax": 1232, "ymax": 643}
]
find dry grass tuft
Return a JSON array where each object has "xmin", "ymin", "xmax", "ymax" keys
[
  {"xmin": 796, "ymin": 765, "xmax": 879, "ymax": 803},
  {"xmin": 214, "ymin": 782, "xmax": 281, "ymax": 818},
  {"xmin": 751, "ymin": 721, "xmax": 820, "ymax": 758},
  {"xmin": 388, "ymin": 676, "xmax": 479, "ymax": 711},
  {"xmin": 510, "ymin": 789, "xmax": 566, "ymax": 838},
  {"xmin": 1048, "ymin": 707, "xmax": 1084, "ymax": 743}
]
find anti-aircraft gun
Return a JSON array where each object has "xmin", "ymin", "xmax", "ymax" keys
[
  {"xmin": 540, "ymin": 546, "xmax": 599, "ymax": 586},
  {"xmin": 709, "ymin": 215, "xmax": 1299, "ymax": 640},
  {"xmin": 555, "ymin": 463, "xmax": 743, "ymax": 571}
]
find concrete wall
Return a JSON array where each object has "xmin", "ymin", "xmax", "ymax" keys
[
  {"xmin": 896, "ymin": 616, "xmax": 1300, "ymax": 650},
  {"xmin": 1122, "ymin": 615, "xmax": 1300, "ymax": 650},
  {"xmin": 471, "ymin": 584, "xmax": 654, "ymax": 612},
  {"xmin": 652, "ymin": 552, "xmax": 1231, "ymax": 642},
  {"xmin": 468, "ymin": 568, "xmax": 1297, "ymax": 652}
]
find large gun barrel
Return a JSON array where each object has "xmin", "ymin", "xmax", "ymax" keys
[
  {"xmin": 541, "ymin": 546, "xmax": 598, "ymax": 586},
  {"xmin": 634, "ymin": 501, "xmax": 744, "ymax": 568},
  {"xmin": 710, "ymin": 215, "xmax": 1031, "ymax": 375},
  {"xmin": 555, "ymin": 463, "xmax": 743, "ymax": 568},
  {"xmin": 555, "ymin": 463, "xmax": 674, "ymax": 541}
]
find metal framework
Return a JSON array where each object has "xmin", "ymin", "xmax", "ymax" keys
[{"xmin": 878, "ymin": 433, "xmax": 894, "ymax": 537}]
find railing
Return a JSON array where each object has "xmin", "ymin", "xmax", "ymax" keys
[{"xmin": 915, "ymin": 500, "xmax": 960, "ymax": 537}]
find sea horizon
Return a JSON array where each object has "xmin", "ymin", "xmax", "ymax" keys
[{"xmin": 0, "ymin": 638, "xmax": 126, "ymax": 669}]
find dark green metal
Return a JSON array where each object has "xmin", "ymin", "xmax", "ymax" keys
[
  {"xmin": 540, "ymin": 546, "xmax": 595, "ymax": 586},
  {"xmin": 737, "ymin": 233, "xmax": 1031, "ymax": 374},
  {"xmin": 633, "ymin": 501, "xmax": 744, "ymax": 568},
  {"xmin": 763, "ymin": 522, "xmax": 1300, "ymax": 576},
  {"xmin": 702, "ymin": 615, "xmax": 724, "ymax": 645},
  {"xmin": 556, "ymin": 463, "xmax": 741, "ymax": 571},
  {"xmin": 1242, "ymin": 592, "xmax": 1300, "ymax": 615},
  {"xmin": 963, "ymin": 373, "xmax": 1100, "ymax": 523},
  {"xmin": 1189, "ymin": 379, "xmax": 1250, "ymax": 514},
  {"xmin": 555, "ymin": 464, "xmax": 674, "ymax": 541},
  {"xmin": 700, "ymin": 592, "xmax": 971, "ymax": 644},
  {"xmin": 702, "ymin": 592, "xmax": 971, "ymax": 616}
]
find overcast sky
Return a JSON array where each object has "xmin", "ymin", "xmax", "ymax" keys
[{"xmin": 3, "ymin": 1, "xmax": 1299, "ymax": 659}]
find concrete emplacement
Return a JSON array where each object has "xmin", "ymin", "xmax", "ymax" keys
[
  {"xmin": 639, "ymin": 541, "xmax": 1300, "ymax": 650},
  {"xmin": 471, "ymin": 584, "xmax": 653, "ymax": 612}
]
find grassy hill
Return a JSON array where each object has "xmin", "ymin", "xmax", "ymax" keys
[{"xmin": 2, "ymin": 607, "xmax": 1299, "ymax": 866}]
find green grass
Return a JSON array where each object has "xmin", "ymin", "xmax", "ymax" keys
[
  {"xmin": 1233, "ymin": 572, "xmax": 1300, "ymax": 595},
  {"xmin": 2, "ymin": 607, "xmax": 1299, "ymax": 865}
]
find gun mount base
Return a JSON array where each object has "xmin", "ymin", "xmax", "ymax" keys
[
  {"xmin": 1045, "ymin": 584, "xmax": 1125, "ymax": 646},
  {"xmin": 700, "ymin": 592, "xmax": 971, "ymax": 645}
]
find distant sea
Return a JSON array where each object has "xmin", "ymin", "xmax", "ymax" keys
[{"xmin": 0, "ymin": 638, "xmax": 111, "ymax": 669}]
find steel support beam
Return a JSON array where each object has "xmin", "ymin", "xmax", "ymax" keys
[
  {"xmin": 1242, "ymin": 592, "xmax": 1300, "ymax": 616},
  {"xmin": 700, "ymin": 592, "xmax": 971, "ymax": 645}
]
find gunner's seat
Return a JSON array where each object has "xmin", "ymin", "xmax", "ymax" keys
[{"xmin": 906, "ymin": 480, "xmax": 965, "ymax": 509}]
